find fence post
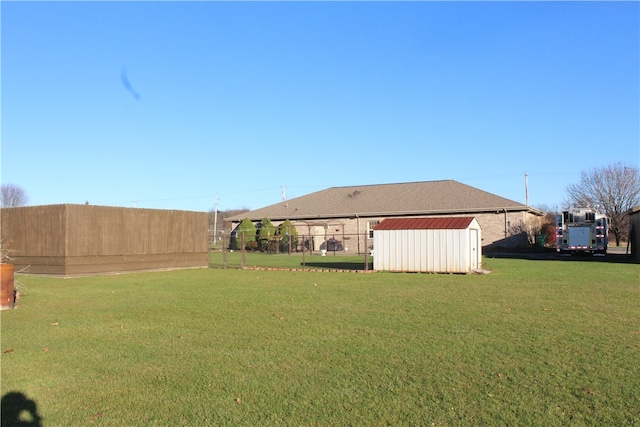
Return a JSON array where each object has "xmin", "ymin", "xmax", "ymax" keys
[
  {"xmin": 302, "ymin": 238, "xmax": 306, "ymax": 271},
  {"xmin": 364, "ymin": 231, "xmax": 369, "ymax": 271},
  {"xmin": 222, "ymin": 232, "xmax": 228, "ymax": 269},
  {"xmin": 241, "ymin": 233, "xmax": 246, "ymax": 268}
]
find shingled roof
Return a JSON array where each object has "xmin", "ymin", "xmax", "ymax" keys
[{"xmin": 228, "ymin": 180, "xmax": 542, "ymax": 222}]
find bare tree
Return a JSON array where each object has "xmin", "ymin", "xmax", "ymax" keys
[
  {"xmin": 208, "ymin": 208, "xmax": 250, "ymax": 230},
  {"xmin": 532, "ymin": 204, "xmax": 560, "ymax": 215},
  {"xmin": 207, "ymin": 208, "xmax": 249, "ymax": 244},
  {"xmin": 566, "ymin": 162, "xmax": 640, "ymax": 246},
  {"xmin": 0, "ymin": 184, "xmax": 29, "ymax": 208}
]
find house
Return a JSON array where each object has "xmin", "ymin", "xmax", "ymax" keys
[{"xmin": 227, "ymin": 180, "xmax": 544, "ymax": 253}]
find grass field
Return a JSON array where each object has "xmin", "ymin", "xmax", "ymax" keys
[{"xmin": 1, "ymin": 258, "xmax": 639, "ymax": 426}]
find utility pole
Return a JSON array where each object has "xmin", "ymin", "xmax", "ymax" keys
[
  {"xmin": 213, "ymin": 193, "xmax": 219, "ymax": 245},
  {"xmin": 525, "ymin": 173, "xmax": 529, "ymax": 206}
]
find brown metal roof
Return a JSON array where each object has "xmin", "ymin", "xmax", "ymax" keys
[{"xmin": 374, "ymin": 217, "xmax": 476, "ymax": 230}]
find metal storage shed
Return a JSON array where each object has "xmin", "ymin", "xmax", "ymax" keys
[{"xmin": 373, "ymin": 217, "xmax": 482, "ymax": 273}]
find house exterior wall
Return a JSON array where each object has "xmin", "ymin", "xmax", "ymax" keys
[
  {"xmin": 261, "ymin": 210, "xmax": 539, "ymax": 254},
  {"xmin": 372, "ymin": 218, "xmax": 482, "ymax": 273},
  {"xmin": 1, "ymin": 204, "xmax": 209, "ymax": 275}
]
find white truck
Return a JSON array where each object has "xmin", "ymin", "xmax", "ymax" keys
[{"xmin": 555, "ymin": 208, "xmax": 608, "ymax": 255}]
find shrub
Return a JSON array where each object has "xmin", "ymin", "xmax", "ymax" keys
[
  {"xmin": 257, "ymin": 218, "xmax": 276, "ymax": 252},
  {"xmin": 278, "ymin": 219, "xmax": 299, "ymax": 253},
  {"xmin": 235, "ymin": 218, "xmax": 256, "ymax": 250}
]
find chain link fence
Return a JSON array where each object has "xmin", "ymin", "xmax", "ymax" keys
[{"xmin": 209, "ymin": 231, "xmax": 373, "ymax": 271}]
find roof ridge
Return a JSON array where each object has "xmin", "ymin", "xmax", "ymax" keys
[{"xmin": 328, "ymin": 179, "xmax": 455, "ymax": 190}]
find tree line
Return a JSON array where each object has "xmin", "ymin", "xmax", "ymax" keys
[{"xmin": 230, "ymin": 218, "xmax": 299, "ymax": 252}]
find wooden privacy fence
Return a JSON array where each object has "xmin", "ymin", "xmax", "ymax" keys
[{"xmin": 1, "ymin": 204, "xmax": 209, "ymax": 275}]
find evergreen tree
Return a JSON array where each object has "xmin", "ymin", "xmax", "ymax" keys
[
  {"xmin": 233, "ymin": 218, "xmax": 256, "ymax": 250},
  {"xmin": 278, "ymin": 219, "xmax": 299, "ymax": 253},
  {"xmin": 257, "ymin": 218, "xmax": 276, "ymax": 252}
]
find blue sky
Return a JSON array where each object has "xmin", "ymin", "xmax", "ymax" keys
[{"xmin": 2, "ymin": 1, "xmax": 638, "ymax": 213}]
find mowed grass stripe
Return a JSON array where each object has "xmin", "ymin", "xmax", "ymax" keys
[{"xmin": 1, "ymin": 258, "xmax": 638, "ymax": 426}]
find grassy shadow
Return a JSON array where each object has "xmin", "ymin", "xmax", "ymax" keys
[
  {"xmin": 302, "ymin": 261, "xmax": 373, "ymax": 271},
  {"xmin": 485, "ymin": 249, "xmax": 635, "ymax": 264}
]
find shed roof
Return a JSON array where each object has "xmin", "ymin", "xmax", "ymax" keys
[
  {"xmin": 375, "ymin": 217, "xmax": 476, "ymax": 230},
  {"xmin": 228, "ymin": 180, "xmax": 542, "ymax": 222}
]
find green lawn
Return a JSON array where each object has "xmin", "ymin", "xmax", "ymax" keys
[{"xmin": 1, "ymin": 258, "xmax": 639, "ymax": 426}]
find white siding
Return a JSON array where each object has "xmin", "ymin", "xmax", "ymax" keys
[{"xmin": 373, "ymin": 219, "xmax": 482, "ymax": 273}]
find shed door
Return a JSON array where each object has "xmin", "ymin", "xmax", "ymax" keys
[{"xmin": 470, "ymin": 229, "xmax": 479, "ymax": 270}]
